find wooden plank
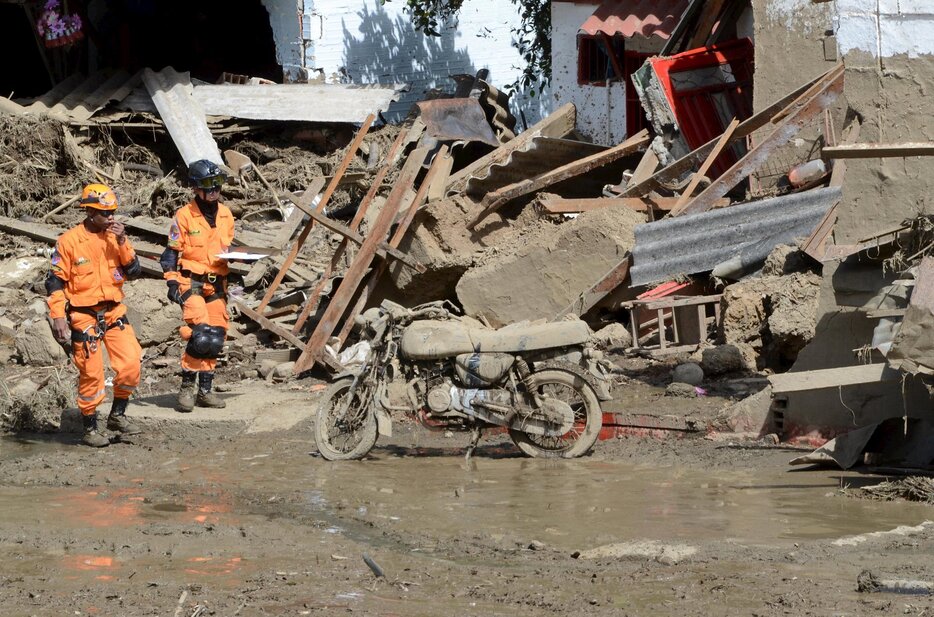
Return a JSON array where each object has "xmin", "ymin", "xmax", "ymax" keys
[
  {"xmin": 864, "ymin": 308, "xmax": 906, "ymax": 319},
  {"xmin": 334, "ymin": 147, "xmax": 451, "ymax": 346},
  {"xmin": 289, "ymin": 200, "xmax": 424, "ymax": 272},
  {"xmin": 686, "ymin": 0, "xmax": 728, "ymax": 49},
  {"xmin": 293, "ymin": 148, "xmax": 426, "ymax": 374},
  {"xmin": 630, "ymin": 294, "xmax": 723, "ymax": 311},
  {"xmin": 554, "ymin": 257, "xmax": 631, "ymax": 319},
  {"xmin": 673, "ymin": 117, "xmax": 739, "ymax": 211},
  {"xmin": 233, "ymin": 300, "xmax": 307, "ymax": 350},
  {"xmin": 446, "ymin": 103, "xmax": 577, "ymax": 195},
  {"xmin": 257, "ymin": 114, "xmax": 375, "ymax": 313},
  {"xmin": 537, "ymin": 195, "xmax": 723, "ymax": 214},
  {"xmin": 829, "ymin": 119, "xmax": 861, "ymax": 188},
  {"xmin": 290, "ymin": 131, "xmax": 411, "ymax": 333},
  {"xmin": 672, "ymin": 68, "xmax": 843, "ymax": 217},
  {"xmin": 622, "ymin": 65, "xmax": 843, "ymax": 199},
  {"xmin": 468, "ymin": 129, "xmax": 649, "ymax": 230},
  {"xmin": 800, "ymin": 204, "xmax": 838, "ymax": 261},
  {"xmin": 427, "ymin": 150, "xmax": 454, "ymax": 202},
  {"xmin": 769, "ymin": 364, "xmax": 901, "ymax": 394},
  {"xmin": 824, "ymin": 143, "xmax": 934, "ymax": 159}
]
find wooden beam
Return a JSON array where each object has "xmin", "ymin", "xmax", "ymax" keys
[
  {"xmin": 769, "ymin": 364, "xmax": 901, "ymax": 394},
  {"xmin": 290, "ymin": 131, "xmax": 412, "ymax": 334},
  {"xmin": 686, "ymin": 0, "xmax": 728, "ymax": 49},
  {"xmin": 293, "ymin": 149, "xmax": 426, "ymax": 374},
  {"xmin": 822, "ymin": 143, "xmax": 934, "ymax": 159},
  {"xmin": 536, "ymin": 195, "xmax": 730, "ymax": 215},
  {"xmin": 257, "ymin": 114, "xmax": 374, "ymax": 313},
  {"xmin": 334, "ymin": 147, "xmax": 451, "ymax": 346},
  {"xmin": 232, "ymin": 300, "xmax": 308, "ymax": 350},
  {"xmin": 288, "ymin": 199, "xmax": 424, "ymax": 272},
  {"xmin": 273, "ymin": 178, "xmax": 326, "ymax": 248},
  {"xmin": 446, "ymin": 103, "xmax": 577, "ymax": 195},
  {"xmin": 554, "ymin": 256, "xmax": 631, "ymax": 319},
  {"xmin": 672, "ymin": 67, "xmax": 843, "ymax": 217},
  {"xmin": 468, "ymin": 129, "xmax": 649, "ymax": 230},
  {"xmin": 829, "ymin": 119, "xmax": 861, "ymax": 188},
  {"xmin": 622, "ymin": 65, "xmax": 843, "ymax": 199},
  {"xmin": 673, "ymin": 117, "xmax": 739, "ymax": 211}
]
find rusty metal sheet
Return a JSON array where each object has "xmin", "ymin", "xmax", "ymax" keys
[{"xmin": 415, "ymin": 98, "xmax": 500, "ymax": 147}]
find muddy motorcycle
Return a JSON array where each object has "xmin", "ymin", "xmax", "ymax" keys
[{"xmin": 314, "ymin": 300, "xmax": 612, "ymax": 460}]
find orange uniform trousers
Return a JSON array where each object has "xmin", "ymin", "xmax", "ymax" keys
[
  {"xmin": 178, "ymin": 278, "xmax": 229, "ymax": 372},
  {"xmin": 68, "ymin": 303, "xmax": 142, "ymax": 416}
]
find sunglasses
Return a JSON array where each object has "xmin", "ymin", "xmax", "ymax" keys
[
  {"xmin": 88, "ymin": 208, "xmax": 115, "ymax": 217},
  {"xmin": 195, "ymin": 175, "xmax": 225, "ymax": 189}
]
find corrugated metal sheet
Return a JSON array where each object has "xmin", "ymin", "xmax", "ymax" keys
[
  {"xmin": 580, "ymin": 0, "xmax": 689, "ymax": 39},
  {"xmin": 191, "ymin": 83, "xmax": 403, "ymax": 123},
  {"xmin": 17, "ymin": 70, "xmax": 140, "ymax": 121},
  {"xmin": 630, "ymin": 187, "xmax": 842, "ymax": 286},
  {"xmin": 464, "ymin": 137, "xmax": 616, "ymax": 198},
  {"xmin": 142, "ymin": 68, "xmax": 224, "ymax": 168}
]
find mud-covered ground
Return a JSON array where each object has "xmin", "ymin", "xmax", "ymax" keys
[{"xmin": 2, "ymin": 381, "xmax": 933, "ymax": 617}]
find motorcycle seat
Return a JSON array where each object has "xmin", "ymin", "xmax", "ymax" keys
[{"xmin": 400, "ymin": 319, "xmax": 591, "ymax": 360}]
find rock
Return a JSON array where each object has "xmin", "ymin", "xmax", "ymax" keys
[
  {"xmin": 9, "ymin": 378, "xmax": 38, "ymax": 400},
  {"xmin": 122, "ymin": 278, "xmax": 182, "ymax": 347},
  {"xmin": 15, "ymin": 319, "xmax": 67, "ymax": 366},
  {"xmin": 671, "ymin": 362, "xmax": 703, "ymax": 385},
  {"xmin": 26, "ymin": 299, "xmax": 47, "ymax": 319},
  {"xmin": 700, "ymin": 345, "xmax": 745, "ymax": 375},
  {"xmin": 240, "ymin": 369, "xmax": 259, "ymax": 379},
  {"xmin": 0, "ymin": 315, "xmax": 16, "ymax": 338},
  {"xmin": 666, "ymin": 382, "xmax": 697, "ymax": 398},
  {"xmin": 592, "ymin": 322, "xmax": 632, "ymax": 350},
  {"xmin": 273, "ymin": 361, "xmax": 296, "ymax": 378},
  {"xmin": 0, "ymin": 257, "xmax": 46, "ymax": 290},
  {"xmin": 258, "ymin": 359, "xmax": 279, "ymax": 379},
  {"xmin": 528, "ymin": 540, "xmax": 545, "ymax": 551},
  {"xmin": 576, "ymin": 540, "xmax": 697, "ymax": 565},
  {"xmin": 457, "ymin": 206, "xmax": 644, "ymax": 327},
  {"xmin": 713, "ymin": 386, "xmax": 773, "ymax": 433}
]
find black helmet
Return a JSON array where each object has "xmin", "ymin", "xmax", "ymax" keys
[{"xmin": 188, "ymin": 159, "xmax": 224, "ymax": 189}]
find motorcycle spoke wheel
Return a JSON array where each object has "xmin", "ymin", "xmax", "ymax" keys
[
  {"xmin": 314, "ymin": 378, "xmax": 378, "ymax": 461},
  {"xmin": 509, "ymin": 369, "xmax": 602, "ymax": 459}
]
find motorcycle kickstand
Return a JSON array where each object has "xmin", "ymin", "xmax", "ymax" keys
[{"xmin": 465, "ymin": 426, "xmax": 483, "ymax": 464}]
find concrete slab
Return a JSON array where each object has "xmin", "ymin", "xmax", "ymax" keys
[{"xmin": 60, "ymin": 382, "xmax": 325, "ymax": 435}]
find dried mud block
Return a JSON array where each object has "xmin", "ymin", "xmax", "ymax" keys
[
  {"xmin": 456, "ymin": 206, "xmax": 643, "ymax": 327},
  {"xmin": 592, "ymin": 322, "xmax": 633, "ymax": 350},
  {"xmin": 14, "ymin": 318, "xmax": 67, "ymax": 365},
  {"xmin": 713, "ymin": 386, "xmax": 773, "ymax": 434},
  {"xmin": 720, "ymin": 273, "xmax": 821, "ymax": 370},
  {"xmin": 123, "ymin": 278, "xmax": 181, "ymax": 347}
]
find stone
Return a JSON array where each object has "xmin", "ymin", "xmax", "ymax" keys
[
  {"xmin": 701, "ymin": 345, "xmax": 746, "ymax": 375},
  {"xmin": 273, "ymin": 361, "xmax": 296, "ymax": 378},
  {"xmin": 671, "ymin": 362, "xmax": 704, "ymax": 385},
  {"xmin": 528, "ymin": 540, "xmax": 545, "ymax": 551},
  {"xmin": 666, "ymin": 382, "xmax": 697, "ymax": 398},
  {"xmin": 122, "ymin": 278, "xmax": 182, "ymax": 347},
  {"xmin": 258, "ymin": 359, "xmax": 279, "ymax": 379},
  {"xmin": 592, "ymin": 322, "xmax": 633, "ymax": 350},
  {"xmin": 456, "ymin": 206, "xmax": 644, "ymax": 327},
  {"xmin": 9, "ymin": 377, "xmax": 38, "ymax": 400},
  {"xmin": 15, "ymin": 318, "xmax": 67, "ymax": 366}
]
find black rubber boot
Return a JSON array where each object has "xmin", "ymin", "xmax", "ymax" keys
[
  {"xmin": 106, "ymin": 398, "xmax": 142, "ymax": 435},
  {"xmin": 196, "ymin": 371, "xmax": 226, "ymax": 408},
  {"xmin": 175, "ymin": 370, "xmax": 197, "ymax": 413},
  {"xmin": 81, "ymin": 414, "xmax": 109, "ymax": 448}
]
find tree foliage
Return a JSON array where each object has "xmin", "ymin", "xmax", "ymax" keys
[{"xmin": 384, "ymin": 0, "xmax": 551, "ymax": 94}]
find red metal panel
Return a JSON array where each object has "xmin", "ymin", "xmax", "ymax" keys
[
  {"xmin": 580, "ymin": 0, "xmax": 690, "ymax": 39},
  {"xmin": 648, "ymin": 38, "xmax": 755, "ymax": 177}
]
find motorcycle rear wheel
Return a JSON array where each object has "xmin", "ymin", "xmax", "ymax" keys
[
  {"xmin": 509, "ymin": 369, "xmax": 602, "ymax": 459},
  {"xmin": 314, "ymin": 378, "xmax": 378, "ymax": 461}
]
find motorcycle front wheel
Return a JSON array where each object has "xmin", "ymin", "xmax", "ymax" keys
[
  {"xmin": 509, "ymin": 369, "xmax": 602, "ymax": 459},
  {"xmin": 314, "ymin": 378, "xmax": 378, "ymax": 461}
]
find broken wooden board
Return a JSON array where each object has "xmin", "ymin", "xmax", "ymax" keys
[
  {"xmin": 823, "ymin": 143, "xmax": 934, "ymax": 159},
  {"xmin": 768, "ymin": 364, "xmax": 901, "ymax": 394},
  {"xmin": 468, "ymin": 129, "xmax": 649, "ymax": 230},
  {"xmin": 538, "ymin": 195, "xmax": 728, "ymax": 215}
]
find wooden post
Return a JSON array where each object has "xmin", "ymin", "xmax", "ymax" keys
[
  {"xmin": 292, "ymin": 148, "xmax": 428, "ymax": 374},
  {"xmin": 257, "ymin": 114, "xmax": 374, "ymax": 313}
]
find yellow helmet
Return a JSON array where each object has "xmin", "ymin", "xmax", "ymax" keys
[{"xmin": 80, "ymin": 183, "xmax": 118, "ymax": 210}]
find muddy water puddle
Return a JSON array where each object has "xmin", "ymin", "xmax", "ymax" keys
[{"xmin": 305, "ymin": 452, "xmax": 933, "ymax": 551}]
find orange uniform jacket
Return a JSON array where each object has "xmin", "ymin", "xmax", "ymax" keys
[
  {"xmin": 47, "ymin": 224, "xmax": 138, "ymax": 319},
  {"xmin": 164, "ymin": 201, "xmax": 235, "ymax": 283}
]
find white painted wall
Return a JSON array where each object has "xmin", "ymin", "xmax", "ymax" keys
[
  {"xmin": 551, "ymin": 1, "xmax": 627, "ymax": 145},
  {"xmin": 262, "ymin": 0, "xmax": 305, "ymax": 81},
  {"xmin": 833, "ymin": 0, "xmax": 934, "ymax": 59},
  {"xmin": 299, "ymin": 0, "xmax": 548, "ymax": 124}
]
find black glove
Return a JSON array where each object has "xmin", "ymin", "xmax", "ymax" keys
[{"xmin": 166, "ymin": 281, "xmax": 184, "ymax": 306}]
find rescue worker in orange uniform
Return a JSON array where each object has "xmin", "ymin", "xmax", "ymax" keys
[
  {"xmin": 46, "ymin": 184, "xmax": 144, "ymax": 447},
  {"xmin": 160, "ymin": 160, "xmax": 234, "ymax": 412}
]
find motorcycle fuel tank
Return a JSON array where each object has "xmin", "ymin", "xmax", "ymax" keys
[{"xmin": 454, "ymin": 353, "xmax": 515, "ymax": 387}]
